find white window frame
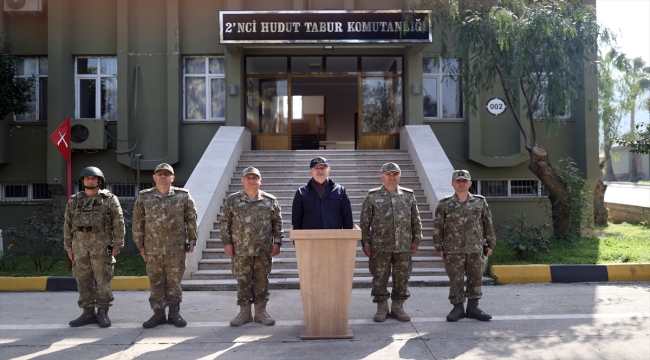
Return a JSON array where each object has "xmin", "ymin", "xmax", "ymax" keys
[
  {"xmin": 0, "ymin": 183, "xmax": 52, "ymax": 202},
  {"xmin": 14, "ymin": 57, "xmax": 48, "ymax": 122},
  {"xmin": 183, "ymin": 56, "xmax": 226, "ymax": 122},
  {"xmin": 473, "ymin": 179, "xmax": 547, "ymax": 198},
  {"xmin": 422, "ymin": 56, "xmax": 464, "ymax": 120},
  {"xmin": 75, "ymin": 57, "xmax": 118, "ymax": 120}
]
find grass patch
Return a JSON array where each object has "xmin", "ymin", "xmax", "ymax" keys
[
  {"xmin": 0, "ymin": 254, "xmax": 146, "ymax": 277},
  {"xmin": 488, "ymin": 222, "xmax": 650, "ymax": 267}
]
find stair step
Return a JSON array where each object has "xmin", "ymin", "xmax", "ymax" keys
[
  {"xmin": 198, "ymin": 256, "xmax": 445, "ymax": 270},
  {"xmin": 201, "ymin": 246, "xmax": 440, "ymax": 259},
  {"xmin": 181, "ymin": 276, "xmax": 494, "ymax": 290},
  {"xmin": 194, "ymin": 150, "xmax": 453, "ymax": 281},
  {"xmin": 191, "ymin": 267, "xmax": 448, "ymax": 279}
]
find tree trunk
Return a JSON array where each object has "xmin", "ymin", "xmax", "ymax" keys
[
  {"xmin": 593, "ymin": 160, "xmax": 609, "ymax": 225},
  {"xmin": 528, "ymin": 146, "xmax": 573, "ymax": 237},
  {"xmin": 602, "ymin": 141, "xmax": 616, "ymax": 181},
  {"xmin": 629, "ymin": 108, "xmax": 639, "ymax": 182}
]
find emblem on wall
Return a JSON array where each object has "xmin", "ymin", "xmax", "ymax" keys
[{"xmin": 485, "ymin": 98, "xmax": 507, "ymax": 116}]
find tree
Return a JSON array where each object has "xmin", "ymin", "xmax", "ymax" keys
[
  {"xmin": 0, "ymin": 34, "xmax": 35, "ymax": 119},
  {"xmin": 616, "ymin": 122, "xmax": 650, "ymax": 155},
  {"xmin": 409, "ymin": 0, "xmax": 608, "ymax": 237},
  {"xmin": 619, "ymin": 57, "xmax": 650, "ymax": 180},
  {"xmin": 598, "ymin": 48, "xmax": 626, "ymax": 181},
  {"xmin": 594, "ymin": 48, "xmax": 626, "ymax": 225}
]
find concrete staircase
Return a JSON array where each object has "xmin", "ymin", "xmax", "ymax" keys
[{"xmin": 187, "ymin": 150, "xmax": 454, "ymax": 290}]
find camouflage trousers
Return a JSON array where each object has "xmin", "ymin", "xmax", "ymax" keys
[
  {"xmin": 145, "ymin": 252, "xmax": 186, "ymax": 310},
  {"xmin": 72, "ymin": 252, "xmax": 114, "ymax": 308},
  {"xmin": 369, "ymin": 251, "xmax": 412, "ymax": 303},
  {"xmin": 444, "ymin": 252, "xmax": 484, "ymax": 305},
  {"xmin": 231, "ymin": 254, "xmax": 272, "ymax": 306}
]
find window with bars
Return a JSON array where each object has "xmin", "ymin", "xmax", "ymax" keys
[
  {"xmin": 76, "ymin": 57, "xmax": 118, "ymax": 120},
  {"xmin": 0, "ymin": 183, "xmax": 52, "ymax": 202},
  {"xmin": 32, "ymin": 183, "xmax": 53, "ymax": 200},
  {"xmin": 184, "ymin": 56, "xmax": 226, "ymax": 121},
  {"xmin": 469, "ymin": 180, "xmax": 546, "ymax": 197},
  {"xmin": 422, "ymin": 56, "xmax": 463, "ymax": 119},
  {"xmin": 15, "ymin": 57, "xmax": 48, "ymax": 122}
]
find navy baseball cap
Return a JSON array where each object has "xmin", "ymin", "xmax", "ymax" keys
[{"xmin": 310, "ymin": 156, "xmax": 329, "ymax": 169}]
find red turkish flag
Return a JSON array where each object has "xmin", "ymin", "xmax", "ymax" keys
[{"xmin": 49, "ymin": 118, "xmax": 71, "ymax": 163}]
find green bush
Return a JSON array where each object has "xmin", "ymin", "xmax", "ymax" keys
[
  {"xmin": 504, "ymin": 212, "xmax": 552, "ymax": 259},
  {"xmin": 3, "ymin": 201, "xmax": 66, "ymax": 272}
]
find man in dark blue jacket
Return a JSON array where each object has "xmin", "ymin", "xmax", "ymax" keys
[{"xmin": 292, "ymin": 156, "xmax": 354, "ymax": 230}]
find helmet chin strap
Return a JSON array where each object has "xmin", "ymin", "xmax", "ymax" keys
[{"xmin": 84, "ymin": 185, "xmax": 99, "ymax": 190}]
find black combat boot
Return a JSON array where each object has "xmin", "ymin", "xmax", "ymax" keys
[
  {"xmin": 167, "ymin": 304, "xmax": 187, "ymax": 327},
  {"xmin": 96, "ymin": 307, "xmax": 112, "ymax": 328},
  {"xmin": 446, "ymin": 303, "xmax": 466, "ymax": 322},
  {"xmin": 142, "ymin": 309, "xmax": 167, "ymax": 328},
  {"xmin": 466, "ymin": 299, "xmax": 492, "ymax": 321},
  {"xmin": 69, "ymin": 307, "xmax": 98, "ymax": 327}
]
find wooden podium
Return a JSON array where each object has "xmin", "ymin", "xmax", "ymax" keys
[{"xmin": 291, "ymin": 227, "xmax": 361, "ymax": 339}]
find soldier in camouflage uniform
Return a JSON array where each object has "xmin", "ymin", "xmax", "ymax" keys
[
  {"xmin": 433, "ymin": 170, "xmax": 496, "ymax": 322},
  {"xmin": 360, "ymin": 162, "xmax": 422, "ymax": 322},
  {"xmin": 133, "ymin": 163, "xmax": 198, "ymax": 329},
  {"xmin": 64, "ymin": 166, "xmax": 125, "ymax": 328},
  {"xmin": 221, "ymin": 166, "xmax": 283, "ymax": 326}
]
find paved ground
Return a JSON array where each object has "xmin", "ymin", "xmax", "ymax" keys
[
  {"xmin": 1, "ymin": 283, "xmax": 649, "ymax": 360},
  {"xmin": 605, "ymin": 182, "xmax": 650, "ymax": 208}
]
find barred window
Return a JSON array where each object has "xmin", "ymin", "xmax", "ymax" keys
[
  {"xmin": 184, "ymin": 56, "xmax": 226, "ymax": 121},
  {"xmin": 107, "ymin": 183, "xmax": 135, "ymax": 199},
  {"xmin": 510, "ymin": 180, "xmax": 539, "ymax": 196},
  {"xmin": 423, "ymin": 56, "xmax": 463, "ymax": 119},
  {"xmin": 32, "ymin": 183, "xmax": 52, "ymax": 200},
  {"xmin": 472, "ymin": 180, "xmax": 546, "ymax": 197},
  {"xmin": 480, "ymin": 180, "xmax": 508, "ymax": 197},
  {"xmin": 3, "ymin": 184, "xmax": 29, "ymax": 200}
]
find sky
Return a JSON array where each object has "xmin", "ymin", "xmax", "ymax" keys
[{"xmin": 597, "ymin": 0, "xmax": 650, "ymax": 132}]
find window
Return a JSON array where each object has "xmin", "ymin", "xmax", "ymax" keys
[
  {"xmin": 531, "ymin": 74, "xmax": 570, "ymax": 120},
  {"xmin": 76, "ymin": 57, "xmax": 118, "ymax": 120},
  {"xmin": 423, "ymin": 56, "xmax": 463, "ymax": 119},
  {"xmin": 15, "ymin": 57, "xmax": 48, "ymax": 122},
  {"xmin": 0, "ymin": 183, "xmax": 52, "ymax": 202},
  {"xmin": 184, "ymin": 56, "xmax": 226, "ymax": 121},
  {"xmin": 470, "ymin": 180, "xmax": 546, "ymax": 197},
  {"xmin": 32, "ymin": 183, "xmax": 53, "ymax": 200},
  {"xmin": 107, "ymin": 183, "xmax": 135, "ymax": 199}
]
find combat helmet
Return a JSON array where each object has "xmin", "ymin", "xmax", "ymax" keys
[{"xmin": 79, "ymin": 166, "xmax": 105, "ymax": 185}]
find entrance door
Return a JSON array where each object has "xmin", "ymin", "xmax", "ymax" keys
[
  {"xmin": 245, "ymin": 56, "xmax": 403, "ymax": 150},
  {"xmin": 358, "ymin": 57, "xmax": 403, "ymax": 149}
]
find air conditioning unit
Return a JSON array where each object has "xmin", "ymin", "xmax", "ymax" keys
[
  {"xmin": 4, "ymin": 0, "xmax": 43, "ymax": 12},
  {"xmin": 71, "ymin": 119, "xmax": 108, "ymax": 150}
]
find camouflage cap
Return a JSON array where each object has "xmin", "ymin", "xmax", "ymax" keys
[
  {"xmin": 452, "ymin": 169, "xmax": 471, "ymax": 181},
  {"xmin": 242, "ymin": 166, "xmax": 261, "ymax": 178},
  {"xmin": 310, "ymin": 156, "xmax": 329, "ymax": 169},
  {"xmin": 380, "ymin": 162, "xmax": 401, "ymax": 174},
  {"xmin": 154, "ymin": 163, "xmax": 174, "ymax": 175}
]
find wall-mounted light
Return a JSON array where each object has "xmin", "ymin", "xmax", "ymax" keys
[
  {"xmin": 229, "ymin": 84, "xmax": 239, "ymax": 96},
  {"xmin": 410, "ymin": 83, "xmax": 421, "ymax": 95},
  {"xmin": 323, "ymin": 45, "xmax": 333, "ymax": 50}
]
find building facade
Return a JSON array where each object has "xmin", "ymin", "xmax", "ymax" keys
[{"xmin": 0, "ymin": 0, "xmax": 599, "ymax": 245}]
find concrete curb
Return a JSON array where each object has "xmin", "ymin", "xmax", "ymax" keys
[
  {"xmin": 0, "ymin": 276, "xmax": 150, "ymax": 292},
  {"xmin": 491, "ymin": 264, "xmax": 650, "ymax": 284},
  {"xmin": 2, "ymin": 264, "xmax": 649, "ymax": 291}
]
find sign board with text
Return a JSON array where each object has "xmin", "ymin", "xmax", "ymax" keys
[{"xmin": 220, "ymin": 10, "xmax": 432, "ymax": 44}]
